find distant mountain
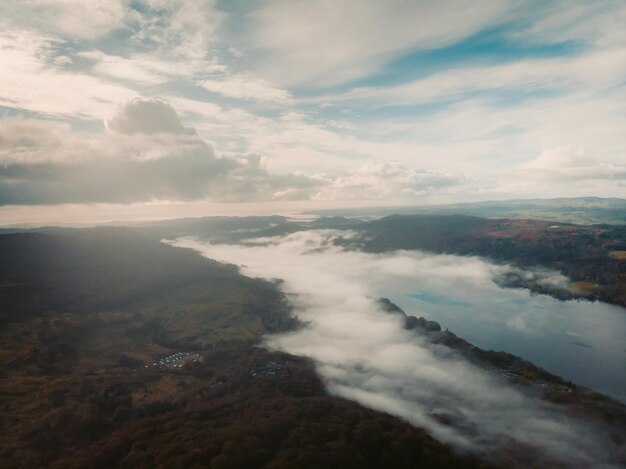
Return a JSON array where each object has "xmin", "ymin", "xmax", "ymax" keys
[
  {"xmin": 308, "ymin": 197, "xmax": 626, "ymax": 225},
  {"xmin": 132, "ymin": 215, "xmax": 364, "ymax": 244}
]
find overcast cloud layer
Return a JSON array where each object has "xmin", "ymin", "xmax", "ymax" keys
[
  {"xmin": 1, "ymin": 1, "xmax": 625, "ymax": 219},
  {"xmin": 171, "ymin": 231, "xmax": 623, "ymax": 466}
]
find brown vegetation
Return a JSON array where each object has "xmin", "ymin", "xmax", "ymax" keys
[{"xmin": 0, "ymin": 230, "xmax": 484, "ymax": 468}]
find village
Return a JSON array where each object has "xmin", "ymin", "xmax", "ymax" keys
[{"xmin": 134, "ymin": 352, "xmax": 203, "ymax": 372}]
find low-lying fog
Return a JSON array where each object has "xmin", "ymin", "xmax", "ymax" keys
[{"xmin": 170, "ymin": 231, "xmax": 625, "ymax": 466}]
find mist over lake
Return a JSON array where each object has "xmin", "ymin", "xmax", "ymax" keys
[
  {"xmin": 172, "ymin": 231, "xmax": 626, "ymax": 403},
  {"xmin": 384, "ymin": 268, "xmax": 626, "ymax": 404},
  {"xmin": 171, "ymin": 230, "xmax": 626, "ymax": 465}
]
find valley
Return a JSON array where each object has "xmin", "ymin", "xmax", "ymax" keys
[{"xmin": 1, "ymin": 216, "xmax": 625, "ymax": 467}]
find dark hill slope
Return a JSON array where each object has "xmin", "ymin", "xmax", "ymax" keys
[{"xmin": 0, "ymin": 228, "xmax": 278, "ymax": 326}]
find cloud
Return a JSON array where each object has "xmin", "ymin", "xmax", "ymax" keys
[
  {"xmin": 77, "ymin": 49, "xmax": 227, "ymax": 85},
  {"xmin": 105, "ymin": 98, "xmax": 196, "ymax": 135},
  {"xmin": 132, "ymin": 0, "xmax": 225, "ymax": 60},
  {"xmin": 0, "ymin": 116, "xmax": 236, "ymax": 204},
  {"xmin": 0, "ymin": 99, "xmax": 337, "ymax": 205},
  {"xmin": 522, "ymin": 146, "xmax": 592, "ymax": 170},
  {"xmin": 0, "ymin": 3, "xmax": 229, "ymax": 119},
  {"xmin": 0, "ymin": 98, "xmax": 477, "ymax": 206},
  {"xmin": 510, "ymin": 1, "xmax": 626, "ymax": 48},
  {"xmin": 211, "ymin": 154, "xmax": 323, "ymax": 202},
  {"xmin": 313, "ymin": 163, "xmax": 462, "ymax": 201},
  {"xmin": 171, "ymin": 231, "xmax": 622, "ymax": 466},
  {"xmin": 77, "ymin": 50, "xmax": 177, "ymax": 85},
  {"xmin": 0, "ymin": 99, "xmax": 244, "ymax": 205},
  {"xmin": 0, "ymin": 0, "xmax": 131, "ymax": 40},
  {"xmin": 0, "ymin": 119, "xmax": 71, "ymax": 163},
  {"xmin": 329, "ymin": 76, "xmax": 626, "ymax": 195},
  {"xmin": 513, "ymin": 146, "xmax": 626, "ymax": 189},
  {"xmin": 1, "ymin": 1, "xmax": 624, "ymax": 207},
  {"xmin": 245, "ymin": 0, "xmax": 511, "ymax": 87},
  {"xmin": 309, "ymin": 47, "xmax": 626, "ymax": 107},
  {"xmin": 0, "ymin": 30, "xmax": 136, "ymax": 119},
  {"xmin": 198, "ymin": 74, "xmax": 291, "ymax": 103}
]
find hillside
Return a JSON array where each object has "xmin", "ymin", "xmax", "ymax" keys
[
  {"xmin": 308, "ymin": 197, "xmax": 626, "ymax": 225},
  {"xmin": 343, "ymin": 214, "xmax": 626, "ymax": 307},
  {"xmin": 0, "ymin": 230, "xmax": 483, "ymax": 468}
]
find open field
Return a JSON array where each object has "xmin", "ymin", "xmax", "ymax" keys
[{"xmin": 610, "ymin": 251, "xmax": 626, "ymax": 260}]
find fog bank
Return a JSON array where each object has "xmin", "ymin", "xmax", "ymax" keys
[{"xmin": 170, "ymin": 231, "xmax": 622, "ymax": 466}]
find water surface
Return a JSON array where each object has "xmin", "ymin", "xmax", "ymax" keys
[{"xmin": 375, "ymin": 270, "xmax": 626, "ymax": 403}]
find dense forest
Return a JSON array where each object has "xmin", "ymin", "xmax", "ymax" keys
[{"xmin": 1, "ymin": 346, "xmax": 487, "ymax": 469}]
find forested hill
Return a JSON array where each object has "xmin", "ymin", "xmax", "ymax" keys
[
  {"xmin": 0, "ymin": 227, "xmax": 301, "ymax": 354},
  {"xmin": 0, "ymin": 228, "xmax": 288, "ymax": 331},
  {"xmin": 0, "ymin": 229, "xmax": 487, "ymax": 468},
  {"xmin": 309, "ymin": 197, "xmax": 626, "ymax": 225},
  {"xmin": 342, "ymin": 214, "xmax": 626, "ymax": 308}
]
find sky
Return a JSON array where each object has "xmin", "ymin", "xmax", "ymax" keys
[{"xmin": 1, "ymin": 0, "xmax": 625, "ymax": 224}]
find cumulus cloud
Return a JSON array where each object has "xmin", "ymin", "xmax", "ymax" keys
[
  {"xmin": 518, "ymin": 146, "xmax": 626, "ymax": 183},
  {"xmin": 172, "ymin": 231, "xmax": 622, "ymax": 466},
  {"xmin": 0, "ymin": 117, "xmax": 234, "ymax": 204},
  {"xmin": 0, "ymin": 122, "xmax": 307, "ymax": 205},
  {"xmin": 0, "ymin": 99, "xmax": 273, "ymax": 205},
  {"xmin": 212, "ymin": 154, "xmax": 323, "ymax": 202},
  {"xmin": 106, "ymin": 98, "xmax": 196, "ymax": 135},
  {"xmin": 0, "ymin": 98, "xmax": 473, "ymax": 206},
  {"xmin": 523, "ymin": 145, "xmax": 593, "ymax": 170}
]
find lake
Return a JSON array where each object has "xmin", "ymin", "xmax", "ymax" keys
[{"xmin": 375, "ymin": 268, "xmax": 626, "ymax": 403}]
